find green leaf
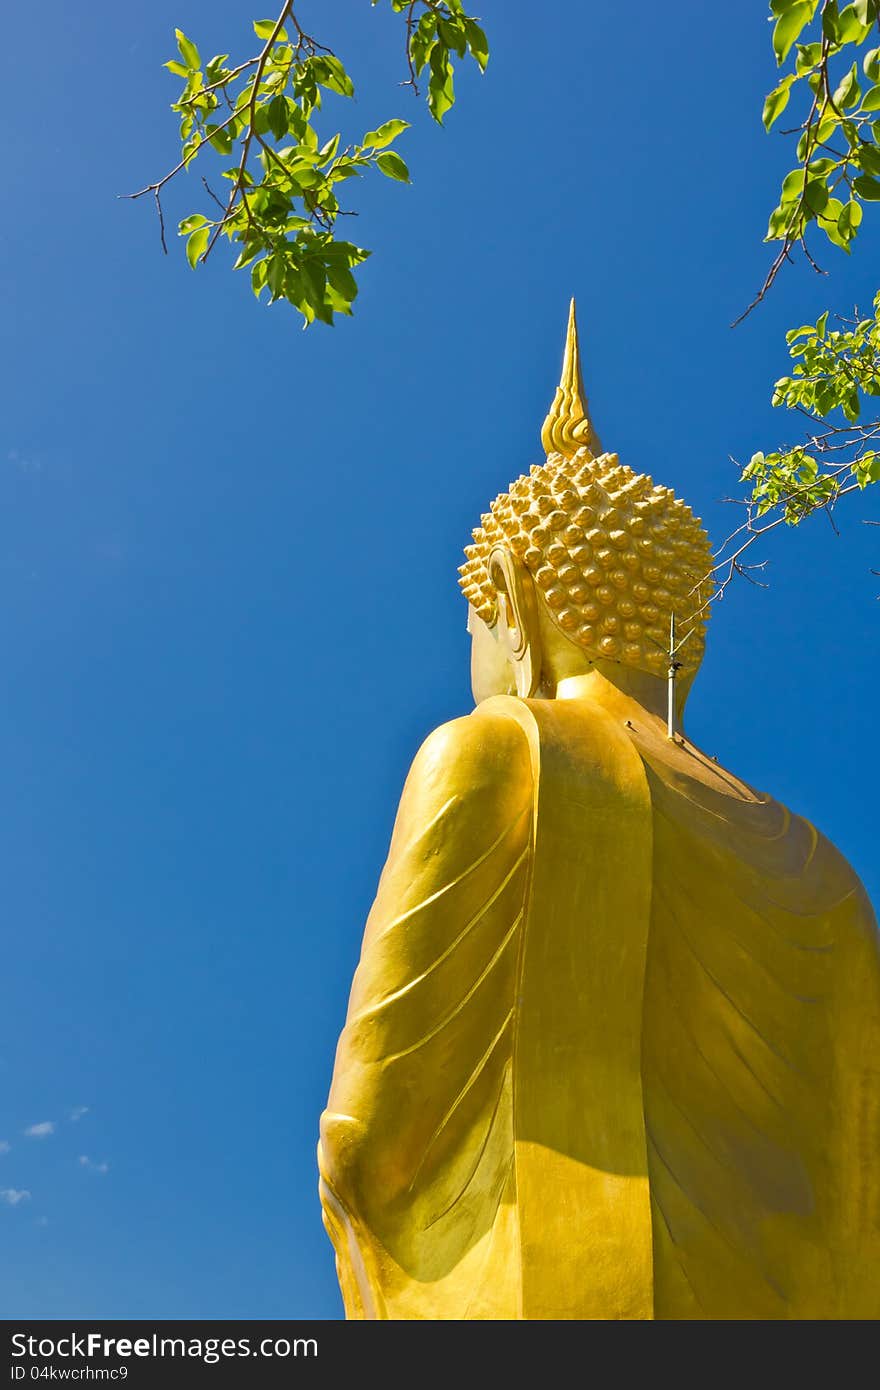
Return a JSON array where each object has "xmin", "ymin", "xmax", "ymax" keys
[
  {"xmin": 767, "ymin": 201, "xmax": 799, "ymax": 239},
  {"xmin": 437, "ymin": 18, "xmax": 467, "ymax": 58},
  {"xmin": 832, "ymin": 62, "xmax": 861, "ymax": 108},
  {"xmin": 232, "ymin": 235, "xmax": 263, "ymax": 270},
  {"xmin": 763, "ymin": 74, "xmax": 796, "ymax": 129},
  {"xmin": 837, "ymin": 2, "xmax": 873, "ymax": 41},
  {"xmin": 253, "ymin": 19, "xmax": 285, "ymax": 41},
  {"xmin": 186, "ymin": 225, "xmax": 210, "ymax": 268},
  {"xmin": 843, "ymin": 386, "xmax": 861, "ymax": 420},
  {"xmin": 862, "ymin": 84, "xmax": 880, "ymax": 110},
  {"xmin": 781, "ymin": 167, "xmax": 806, "ymax": 201},
  {"xmin": 814, "ymin": 111, "xmax": 841, "ymax": 147},
  {"xmin": 329, "ymin": 156, "xmax": 366, "ymax": 181},
  {"xmin": 253, "ymin": 102, "xmax": 271, "ymax": 137},
  {"xmin": 251, "ymin": 259, "xmax": 268, "ymax": 298},
  {"xmin": 324, "ymin": 240, "xmax": 370, "ymax": 267},
  {"xmin": 428, "ymin": 43, "xmax": 455, "ymax": 123},
  {"xmin": 816, "ymin": 310, "xmax": 829, "ymax": 336},
  {"xmin": 773, "ymin": 2, "xmax": 814, "ymax": 65},
  {"xmin": 463, "ymin": 19, "xmax": 490, "ymax": 71},
  {"xmin": 412, "ymin": 14, "xmax": 438, "ymax": 75},
  {"xmin": 820, "ymin": 195, "xmax": 847, "ymax": 245},
  {"xmin": 268, "ymin": 253, "xmax": 287, "ymax": 299},
  {"xmin": 164, "ymin": 60, "xmax": 189, "ymax": 78},
  {"xmin": 178, "ymin": 213, "xmax": 209, "ymax": 235},
  {"xmin": 326, "ymin": 262, "xmax": 358, "ymax": 301},
  {"xmin": 301, "ymin": 259, "xmax": 327, "ymax": 305},
  {"xmin": 796, "ymin": 40, "xmax": 823, "ymax": 73},
  {"xmin": 206, "ymin": 53, "xmax": 230, "ymax": 81},
  {"xmin": 175, "ymin": 29, "xmax": 200, "ymax": 70},
  {"xmin": 858, "ymin": 142, "xmax": 880, "ymax": 173},
  {"xmin": 205, "ymin": 123, "xmax": 233, "ymax": 155},
  {"xmin": 267, "ymin": 94, "xmax": 289, "ymax": 140},
  {"xmin": 313, "ymin": 55, "xmax": 354, "ymax": 97},
  {"xmin": 375, "ymin": 150, "xmax": 411, "ymax": 182},
  {"xmin": 855, "ymin": 451, "xmax": 880, "ymax": 485},
  {"xmin": 362, "ymin": 118, "xmax": 410, "ymax": 149},
  {"xmin": 855, "ymin": 172, "xmax": 880, "ymax": 197},
  {"xmin": 838, "ymin": 198, "xmax": 864, "ymax": 235},
  {"xmin": 803, "ymin": 177, "xmax": 829, "ymax": 215},
  {"xmin": 823, "ymin": 0, "xmax": 842, "ymax": 39},
  {"xmin": 865, "ymin": 46, "xmax": 880, "ymax": 81}
]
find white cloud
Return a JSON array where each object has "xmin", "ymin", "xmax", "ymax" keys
[
  {"xmin": 78, "ymin": 1156, "xmax": 109, "ymax": 1175},
  {"xmin": 7, "ymin": 449, "xmax": 41, "ymax": 474},
  {"xmin": 1, "ymin": 1189, "xmax": 31, "ymax": 1206},
  {"xmin": 69, "ymin": 1106, "xmax": 89, "ymax": 1123},
  {"xmin": 24, "ymin": 1122, "xmax": 54, "ymax": 1139},
  {"xmin": 0, "ymin": 1141, "xmax": 9, "ymax": 1155}
]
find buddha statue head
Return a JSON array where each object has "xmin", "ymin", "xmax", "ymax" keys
[{"xmin": 459, "ymin": 301, "xmax": 716, "ymax": 714}]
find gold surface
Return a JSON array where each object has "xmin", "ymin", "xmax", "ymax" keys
[
  {"xmin": 319, "ymin": 308, "xmax": 880, "ymax": 1319},
  {"xmin": 540, "ymin": 298, "xmax": 602, "ymax": 458},
  {"xmin": 458, "ymin": 302, "xmax": 714, "ymax": 677}
]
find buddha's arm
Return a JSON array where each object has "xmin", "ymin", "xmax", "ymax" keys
[{"xmin": 318, "ymin": 706, "xmax": 533, "ymax": 1304}]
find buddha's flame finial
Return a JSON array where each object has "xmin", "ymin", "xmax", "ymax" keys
[{"xmin": 540, "ymin": 298, "xmax": 601, "ymax": 460}]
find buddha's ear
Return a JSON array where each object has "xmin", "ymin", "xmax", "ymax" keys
[{"xmin": 488, "ymin": 546, "xmax": 542, "ymax": 698}]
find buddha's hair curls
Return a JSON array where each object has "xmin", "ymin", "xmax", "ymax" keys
[{"xmin": 458, "ymin": 449, "xmax": 715, "ymax": 677}]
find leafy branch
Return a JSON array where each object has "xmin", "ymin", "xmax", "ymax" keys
[
  {"xmin": 742, "ymin": 295, "xmax": 880, "ymax": 521},
  {"xmin": 737, "ymin": 0, "xmax": 880, "ymax": 324},
  {"xmin": 125, "ymin": 1, "xmax": 489, "ymax": 326},
  {"xmin": 683, "ymin": 449, "xmax": 861, "ymax": 639},
  {"xmin": 723, "ymin": 2, "xmax": 880, "ymax": 577}
]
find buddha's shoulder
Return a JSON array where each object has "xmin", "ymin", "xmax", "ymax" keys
[
  {"xmin": 410, "ymin": 699, "xmax": 533, "ymax": 800},
  {"xmin": 427, "ymin": 693, "xmax": 642, "ymax": 765},
  {"xmin": 408, "ymin": 694, "xmax": 639, "ymax": 810}
]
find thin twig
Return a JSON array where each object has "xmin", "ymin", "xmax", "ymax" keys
[
  {"xmin": 178, "ymin": 56, "xmax": 260, "ymax": 108},
  {"xmin": 154, "ymin": 188, "xmax": 167, "ymax": 253},
  {"xmin": 202, "ymin": 2, "xmax": 297, "ymax": 263},
  {"xmin": 201, "ymin": 176, "xmax": 227, "ymax": 213},
  {"xmin": 402, "ymin": 1, "xmax": 420, "ymax": 93},
  {"xmin": 733, "ymin": 31, "xmax": 830, "ymax": 325},
  {"xmin": 122, "ymin": 103, "xmax": 241, "ymax": 202}
]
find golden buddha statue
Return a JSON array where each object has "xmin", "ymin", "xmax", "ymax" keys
[{"xmin": 318, "ymin": 302, "xmax": 880, "ymax": 1320}]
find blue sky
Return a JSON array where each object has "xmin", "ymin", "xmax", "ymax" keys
[{"xmin": 2, "ymin": 0, "xmax": 878, "ymax": 1318}]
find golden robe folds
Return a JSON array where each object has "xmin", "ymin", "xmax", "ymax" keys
[{"xmin": 319, "ymin": 690, "xmax": 880, "ymax": 1319}]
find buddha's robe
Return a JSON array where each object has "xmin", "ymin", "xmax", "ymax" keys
[{"xmin": 319, "ymin": 691, "xmax": 880, "ymax": 1319}]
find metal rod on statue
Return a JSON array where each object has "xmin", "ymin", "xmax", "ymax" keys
[{"xmin": 667, "ymin": 611, "xmax": 676, "ymax": 741}]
